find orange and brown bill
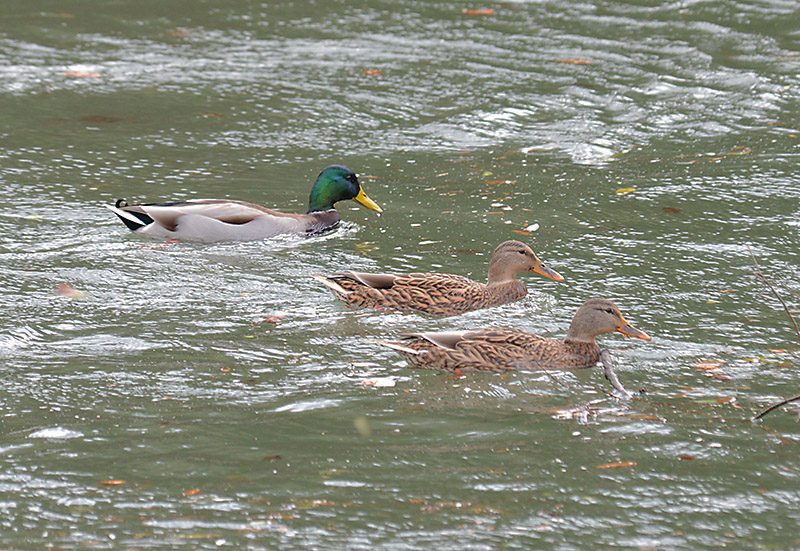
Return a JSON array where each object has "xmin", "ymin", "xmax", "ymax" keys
[
  {"xmin": 530, "ymin": 262, "xmax": 564, "ymax": 282},
  {"xmin": 616, "ymin": 321, "xmax": 651, "ymax": 341}
]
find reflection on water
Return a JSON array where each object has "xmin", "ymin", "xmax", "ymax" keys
[{"xmin": 1, "ymin": 0, "xmax": 800, "ymax": 549}]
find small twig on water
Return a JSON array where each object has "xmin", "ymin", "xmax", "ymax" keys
[
  {"xmin": 747, "ymin": 244, "xmax": 800, "ymax": 343},
  {"xmin": 753, "ymin": 393, "xmax": 800, "ymax": 421},
  {"xmin": 747, "ymin": 244, "xmax": 800, "ymax": 421}
]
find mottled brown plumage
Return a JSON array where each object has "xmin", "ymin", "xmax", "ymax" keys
[
  {"xmin": 380, "ymin": 298, "xmax": 651, "ymax": 372},
  {"xmin": 312, "ymin": 241, "xmax": 563, "ymax": 316}
]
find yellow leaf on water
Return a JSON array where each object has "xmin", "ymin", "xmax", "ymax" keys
[
  {"xmin": 615, "ymin": 187, "xmax": 636, "ymax": 194},
  {"xmin": 597, "ymin": 461, "xmax": 636, "ymax": 469}
]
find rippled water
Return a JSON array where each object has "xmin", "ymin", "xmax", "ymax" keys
[{"xmin": 2, "ymin": 1, "xmax": 799, "ymax": 549}]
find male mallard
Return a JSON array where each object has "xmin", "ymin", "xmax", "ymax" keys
[
  {"xmin": 380, "ymin": 298, "xmax": 650, "ymax": 371},
  {"xmin": 312, "ymin": 240, "xmax": 564, "ymax": 316},
  {"xmin": 106, "ymin": 165, "xmax": 382, "ymax": 242}
]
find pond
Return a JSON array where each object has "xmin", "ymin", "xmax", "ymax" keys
[{"xmin": 1, "ymin": 1, "xmax": 799, "ymax": 549}]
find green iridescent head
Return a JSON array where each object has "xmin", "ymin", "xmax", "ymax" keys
[{"xmin": 306, "ymin": 165, "xmax": 383, "ymax": 214}]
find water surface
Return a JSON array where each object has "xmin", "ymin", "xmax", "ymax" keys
[{"xmin": 1, "ymin": 1, "xmax": 799, "ymax": 549}]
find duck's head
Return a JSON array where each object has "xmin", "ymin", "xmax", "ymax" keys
[
  {"xmin": 307, "ymin": 165, "xmax": 383, "ymax": 214},
  {"xmin": 487, "ymin": 240, "xmax": 564, "ymax": 285},
  {"xmin": 565, "ymin": 298, "xmax": 651, "ymax": 344}
]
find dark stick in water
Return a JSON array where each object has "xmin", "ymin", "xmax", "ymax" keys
[{"xmin": 747, "ymin": 244, "xmax": 800, "ymax": 421}]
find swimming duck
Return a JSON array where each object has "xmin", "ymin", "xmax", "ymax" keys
[
  {"xmin": 312, "ymin": 240, "xmax": 563, "ymax": 316},
  {"xmin": 380, "ymin": 298, "xmax": 650, "ymax": 371},
  {"xmin": 106, "ymin": 165, "xmax": 382, "ymax": 242}
]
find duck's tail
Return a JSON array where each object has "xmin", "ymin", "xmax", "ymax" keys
[
  {"xmin": 378, "ymin": 341, "xmax": 423, "ymax": 356},
  {"xmin": 310, "ymin": 274, "xmax": 351, "ymax": 297},
  {"xmin": 105, "ymin": 200, "xmax": 153, "ymax": 232}
]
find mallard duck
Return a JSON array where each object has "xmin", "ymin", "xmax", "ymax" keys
[
  {"xmin": 312, "ymin": 240, "xmax": 564, "ymax": 316},
  {"xmin": 105, "ymin": 165, "xmax": 382, "ymax": 242},
  {"xmin": 380, "ymin": 298, "xmax": 650, "ymax": 371}
]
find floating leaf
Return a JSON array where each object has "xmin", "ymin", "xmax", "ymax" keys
[
  {"xmin": 78, "ymin": 115, "xmax": 129, "ymax": 123},
  {"xmin": 362, "ymin": 69, "xmax": 383, "ymax": 75},
  {"xmin": 596, "ymin": 461, "xmax": 636, "ymax": 469},
  {"xmin": 260, "ymin": 315, "xmax": 284, "ymax": 325},
  {"xmin": 678, "ymin": 454, "xmax": 696, "ymax": 461},
  {"xmin": 615, "ymin": 187, "xmax": 636, "ymax": 195},
  {"xmin": 767, "ymin": 349, "xmax": 787, "ymax": 353},
  {"xmin": 100, "ymin": 480, "xmax": 126, "ymax": 486},
  {"xmin": 353, "ymin": 416, "xmax": 372, "ymax": 436},
  {"xmin": 662, "ymin": 206, "xmax": 681, "ymax": 214},
  {"xmin": 553, "ymin": 59, "xmax": 593, "ymax": 65},
  {"xmin": 511, "ymin": 230, "xmax": 531, "ymax": 236},
  {"xmin": 692, "ymin": 362, "xmax": 722, "ymax": 371},
  {"xmin": 362, "ymin": 377, "xmax": 396, "ymax": 388},
  {"xmin": 64, "ymin": 71, "xmax": 101, "ymax": 78},
  {"xmin": 184, "ymin": 488, "xmax": 201, "ymax": 496},
  {"xmin": 53, "ymin": 283, "xmax": 86, "ymax": 298},
  {"xmin": 462, "ymin": 8, "xmax": 494, "ymax": 15}
]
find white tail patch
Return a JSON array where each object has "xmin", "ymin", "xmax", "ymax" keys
[{"xmin": 104, "ymin": 203, "xmax": 146, "ymax": 226}]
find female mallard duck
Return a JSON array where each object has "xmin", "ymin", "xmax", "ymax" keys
[
  {"xmin": 106, "ymin": 165, "xmax": 382, "ymax": 242},
  {"xmin": 380, "ymin": 298, "xmax": 650, "ymax": 371},
  {"xmin": 312, "ymin": 240, "xmax": 564, "ymax": 316}
]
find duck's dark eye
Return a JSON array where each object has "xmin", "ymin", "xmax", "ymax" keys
[
  {"xmin": 517, "ymin": 249, "xmax": 526, "ymax": 255},
  {"xmin": 605, "ymin": 308, "xmax": 614, "ymax": 314}
]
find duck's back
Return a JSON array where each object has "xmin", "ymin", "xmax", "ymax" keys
[
  {"xmin": 392, "ymin": 328, "xmax": 602, "ymax": 371},
  {"xmin": 332, "ymin": 272, "xmax": 525, "ymax": 315}
]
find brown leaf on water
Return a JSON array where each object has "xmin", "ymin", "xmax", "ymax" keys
[
  {"xmin": 553, "ymin": 59, "xmax": 593, "ymax": 65},
  {"xmin": 624, "ymin": 413, "xmax": 660, "ymax": 421},
  {"xmin": 260, "ymin": 315, "xmax": 285, "ymax": 325},
  {"xmin": 184, "ymin": 488, "xmax": 201, "ymax": 496},
  {"xmin": 767, "ymin": 349, "xmax": 787, "ymax": 353},
  {"xmin": 678, "ymin": 454, "xmax": 696, "ymax": 461},
  {"xmin": 64, "ymin": 71, "xmax": 101, "ymax": 78},
  {"xmin": 511, "ymin": 230, "xmax": 531, "ymax": 236},
  {"xmin": 662, "ymin": 206, "xmax": 681, "ymax": 214},
  {"xmin": 78, "ymin": 115, "xmax": 130, "ymax": 124},
  {"xmin": 100, "ymin": 480, "xmax": 126, "ymax": 486},
  {"xmin": 362, "ymin": 69, "xmax": 383, "ymax": 75},
  {"xmin": 596, "ymin": 461, "xmax": 636, "ymax": 469},
  {"xmin": 717, "ymin": 396, "xmax": 735, "ymax": 404},
  {"xmin": 463, "ymin": 8, "xmax": 494, "ymax": 15},
  {"xmin": 707, "ymin": 373, "xmax": 732, "ymax": 381}
]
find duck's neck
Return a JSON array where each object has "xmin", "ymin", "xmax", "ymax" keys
[
  {"xmin": 564, "ymin": 327, "xmax": 598, "ymax": 345},
  {"xmin": 307, "ymin": 181, "xmax": 341, "ymax": 213},
  {"xmin": 487, "ymin": 262, "xmax": 518, "ymax": 286}
]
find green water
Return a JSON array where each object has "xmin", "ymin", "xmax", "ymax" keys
[{"xmin": 1, "ymin": 1, "xmax": 799, "ymax": 549}]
